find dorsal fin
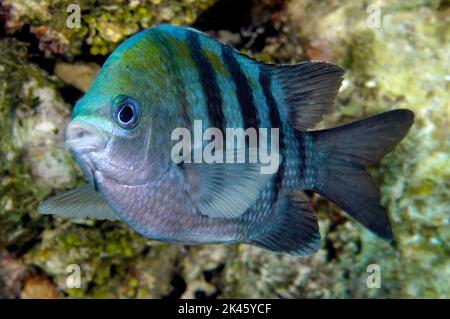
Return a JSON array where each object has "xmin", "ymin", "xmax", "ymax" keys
[{"xmin": 264, "ymin": 61, "xmax": 344, "ymax": 131}]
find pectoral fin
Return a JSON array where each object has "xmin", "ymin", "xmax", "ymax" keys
[
  {"xmin": 38, "ymin": 184, "xmax": 119, "ymax": 221},
  {"xmin": 184, "ymin": 161, "xmax": 273, "ymax": 219},
  {"xmin": 182, "ymin": 147, "xmax": 278, "ymax": 219}
]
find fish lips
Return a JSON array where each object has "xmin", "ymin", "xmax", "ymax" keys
[
  {"xmin": 67, "ymin": 148, "xmax": 98, "ymax": 186},
  {"xmin": 65, "ymin": 119, "xmax": 107, "ymax": 153},
  {"xmin": 65, "ymin": 119, "xmax": 107, "ymax": 187}
]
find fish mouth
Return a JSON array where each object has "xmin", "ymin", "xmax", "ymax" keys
[
  {"xmin": 65, "ymin": 119, "xmax": 107, "ymax": 185},
  {"xmin": 65, "ymin": 119, "xmax": 107, "ymax": 154},
  {"xmin": 70, "ymin": 150, "xmax": 98, "ymax": 186}
]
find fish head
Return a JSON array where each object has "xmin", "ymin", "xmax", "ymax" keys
[
  {"xmin": 66, "ymin": 74, "xmax": 159, "ymax": 187},
  {"xmin": 66, "ymin": 28, "xmax": 186, "ymax": 189}
]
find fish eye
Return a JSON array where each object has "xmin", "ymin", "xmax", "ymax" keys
[{"xmin": 112, "ymin": 96, "xmax": 141, "ymax": 129}]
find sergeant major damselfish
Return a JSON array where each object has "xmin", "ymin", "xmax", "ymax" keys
[{"xmin": 39, "ymin": 25, "xmax": 414, "ymax": 256}]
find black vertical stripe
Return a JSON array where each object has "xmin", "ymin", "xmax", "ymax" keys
[
  {"xmin": 259, "ymin": 71, "xmax": 284, "ymax": 149},
  {"xmin": 259, "ymin": 71, "xmax": 284, "ymax": 203},
  {"xmin": 298, "ymin": 133, "xmax": 306, "ymax": 181},
  {"xmin": 222, "ymin": 47, "xmax": 258, "ymax": 130},
  {"xmin": 187, "ymin": 32, "xmax": 225, "ymax": 133},
  {"xmin": 272, "ymin": 161, "xmax": 284, "ymax": 204}
]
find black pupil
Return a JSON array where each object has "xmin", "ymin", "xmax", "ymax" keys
[{"xmin": 119, "ymin": 105, "xmax": 134, "ymax": 124}]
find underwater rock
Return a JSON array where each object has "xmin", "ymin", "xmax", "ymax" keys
[
  {"xmin": 25, "ymin": 220, "xmax": 182, "ymax": 298},
  {"xmin": 179, "ymin": 245, "xmax": 230, "ymax": 299},
  {"xmin": 0, "ymin": 252, "xmax": 28, "ymax": 298},
  {"xmin": 0, "ymin": 39, "xmax": 74, "ymax": 252},
  {"xmin": 24, "ymin": 214, "xmax": 183, "ymax": 298},
  {"xmin": 54, "ymin": 62, "xmax": 100, "ymax": 93},
  {"xmin": 21, "ymin": 275, "xmax": 62, "ymax": 299},
  {"xmin": 3, "ymin": 0, "xmax": 217, "ymax": 57},
  {"xmin": 16, "ymin": 79, "xmax": 77, "ymax": 189}
]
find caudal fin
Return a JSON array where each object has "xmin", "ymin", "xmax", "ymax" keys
[{"xmin": 309, "ymin": 109, "xmax": 414, "ymax": 239}]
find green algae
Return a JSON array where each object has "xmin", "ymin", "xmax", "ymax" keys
[
  {"xmin": 3, "ymin": 0, "xmax": 216, "ymax": 57},
  {"xmin": 26, "ymin": 221, "xmax": 179, "ymax": 298},
  {"xmin": 0, "ymin": 39, "xmax": 50, "ymax": 250}
]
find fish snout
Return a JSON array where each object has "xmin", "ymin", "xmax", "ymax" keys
[{"xmin": 65, "ymin": 120, "xmax": 106, "ymax": 154}]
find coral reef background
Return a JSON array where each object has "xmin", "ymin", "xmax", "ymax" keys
[{"xmin": 0, "ymin": 0, "xmax": 448, "ymax": 298}]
